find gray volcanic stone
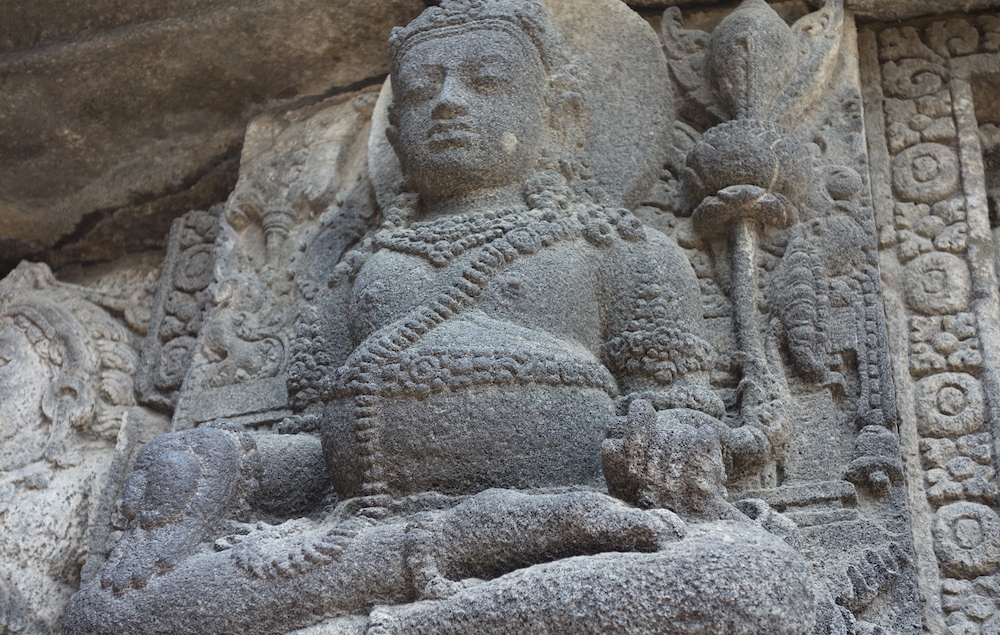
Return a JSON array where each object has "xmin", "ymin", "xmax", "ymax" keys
[
  {"xmin": 12, "ymin": 0, "xmax": 1000, "ymax": 631},
  {"xmin": 631, "ymin": 0, "xmax": 1000, "ymax": 20},
  {"xmin": 60, "ymin": 1, "xmax": 828, "ymax": 633},
  {"xmin": 0, "ymin": 0, "xmax": 424, "ymax": 274}
]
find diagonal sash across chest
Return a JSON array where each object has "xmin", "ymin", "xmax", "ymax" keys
[{"xmin": 327, "ymin": 207, "xmax": 591, "ymax": 510}]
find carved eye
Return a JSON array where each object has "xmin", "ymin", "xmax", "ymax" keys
[
  {"xmin": 403, "ymin": 80, "xmax": 441, "ymax": 103},
  {"xmin": 398, "ymin": 68, "xmax": 443, "ymax": 103},
  {"xmin": 469, "ymin": 74, "xmax": 508, "ymax": 93},
  {"xmin": 0, "ymin": 355, "xmax": 9, "ymax": 369}
]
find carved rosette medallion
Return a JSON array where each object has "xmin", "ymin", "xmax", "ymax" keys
[{"xmin": 865, "ymin": 13, "xmax": 1000, "ymax": 633}]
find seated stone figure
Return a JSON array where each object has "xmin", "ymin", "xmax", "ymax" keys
[{"xmin": 64, "ymin": 1, "xmax": 820, "ymax": 633}]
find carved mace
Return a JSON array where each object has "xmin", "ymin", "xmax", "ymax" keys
[{"xmin": 680, "ymin": 0, "xmax": 844, "ymax": 467}]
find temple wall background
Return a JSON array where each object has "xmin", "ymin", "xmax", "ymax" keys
[
  {"xmin": 6, "ymin": 1, "xmax": 1000, "ymax": 633},
  {"xmin": 3, "ymin": 0, "xmax": 997, "ymax": 276}
]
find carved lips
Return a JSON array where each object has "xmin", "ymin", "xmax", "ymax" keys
[{"xmin": 427, "ymin": 121, "xmax": 478, "ymax": 151}]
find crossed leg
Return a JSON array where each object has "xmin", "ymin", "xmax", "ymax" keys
[
  {"xmin": 368, "ymin": 520, "xmax": 817, "ymax": 635},
  {"xmin": 63, "ymin": 489, "xmax": 687, "ymax": 635}
]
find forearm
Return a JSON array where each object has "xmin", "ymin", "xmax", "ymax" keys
[
  {"xmin": 65, "ymin": 522, "xmax": 412, "ymax": 635},
  {"xmin": 251, "ymin": 433, "xmax": 328, "ymax": 516}
]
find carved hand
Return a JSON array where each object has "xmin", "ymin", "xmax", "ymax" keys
[
  {"xmin": 603, "ymin": 399, "xmax": 744, "ymax": 522},
  {"xmin": 405, "ymin": 488, "xmax": 687, "ymax": 600}
]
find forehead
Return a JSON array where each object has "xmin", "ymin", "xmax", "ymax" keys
[{"xmin": 396, "ymin": 28, "xmax": 542, "ymax": 75}]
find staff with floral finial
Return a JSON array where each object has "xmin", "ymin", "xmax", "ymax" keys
[{"xmin": 681, "ymin": 0, "xmax": 844, "ymax": 472}]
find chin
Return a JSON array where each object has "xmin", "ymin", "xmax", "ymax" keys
[{"xmin": 419, "ymin": 154, "xmax": 494, "ymax": 186}]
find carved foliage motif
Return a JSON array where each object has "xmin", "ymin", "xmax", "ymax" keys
[
  {"xmin": 874, "ymin": 15, "xmax": 1000, "ymax": 632},
  {"xmin": 658, "ymin": 1, "xmax": 896, "ymax": 436},
  {"xmin": 135, "ymin": 209, "xmax": 220, "ymax": 411},
  {"xmin": 654, "ymin": 5, "xmax": 915, "ymax": 632}
]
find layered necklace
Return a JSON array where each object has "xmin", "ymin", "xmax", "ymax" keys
[{"xmin": 372, "ymin": 206, "xmax": 554, "ymax": 267}]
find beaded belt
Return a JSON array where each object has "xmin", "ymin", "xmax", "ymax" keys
[{"xmin": 324, "ymin": 348, "xmax": 618, "ymax": 399}]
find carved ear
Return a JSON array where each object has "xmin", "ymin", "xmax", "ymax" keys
[
  {"xmin": 385, "ymin": 103, "xmax": 401, "ymax": 154},
  {"xmin": 40, "ymin": 376, "xmax": 94, "ymax": 467}
]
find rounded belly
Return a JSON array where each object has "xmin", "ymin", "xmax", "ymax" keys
[{"xmin": 324, "ymin": 384, "xmax": 615, "ymax": 499}]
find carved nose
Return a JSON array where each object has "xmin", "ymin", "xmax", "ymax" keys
[{"xmin": 431, "ymin": 76, "xmax": 468, "ymax": 119}]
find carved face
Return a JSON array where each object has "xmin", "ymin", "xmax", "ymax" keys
[
  {"xmin": 0, "ymin": 319, "xmax": 53, "ymax": 471},
  {"xmin": 392, "ymin": 28, "xmax": 547, "ymax": 201}
]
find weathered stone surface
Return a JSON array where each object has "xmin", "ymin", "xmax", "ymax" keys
[
  {"xmin": 0, "ymin": 262, "xmax": 168, "ymax": 634},
  {"xmin": 0, "ymin": 0, "xmax": 424, "ymax": 275},
  {"xmin": 59, "ymin": 1, "xmax": 862, "ymax": 633},
  {"xmin": 5, "ymin": 0, "xmax": 1000, "ymax": 632},
  {"xmin": 630, "ymin": 0, "xmax": 1000, "ymax": 20},
  {"xmin": 861, "ymin": 11, "xmax": 1000, "ymax": 631}
]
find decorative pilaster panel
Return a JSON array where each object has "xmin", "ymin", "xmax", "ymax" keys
[{"xmin": 864, "ymin": 14, "xmax": 1000, "ymax": 634}]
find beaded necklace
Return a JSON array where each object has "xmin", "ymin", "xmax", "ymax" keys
[{"xmin": 372, "ymin": 206, "xmax": 554, "ymax": 267}]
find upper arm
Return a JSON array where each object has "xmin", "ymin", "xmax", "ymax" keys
[{"xmin": 600, "ymin": 231, "xmax": 720, "ymax": 414}]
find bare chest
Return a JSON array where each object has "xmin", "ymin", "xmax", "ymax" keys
[{"xmin": 349, "ymin": 243, "xmax": 604, "ymax": 350}]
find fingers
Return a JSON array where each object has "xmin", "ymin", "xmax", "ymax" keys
[{"xmin": 101, "ymin": 529, "xmax": 156, "ymax": 594}]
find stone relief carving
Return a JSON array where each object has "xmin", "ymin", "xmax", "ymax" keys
[
  {"xmin": 157, "ymin": 92, "xmax": 381, "ymax": 431},
  {"xmin": 0, "ymin": 262, "xmax": 166, "ymax": 634},
  {"xmin": 54, "ymin": 0, "xmax": 912, "ymax": 633},
  {"xmin": 9, "ymin": 0, "xmax": 968, "ymax": 632},
  {"xmin": 7, "ymin": 0, "xmax": 1000, "ymax": 631},
  {"xmin": 659, "ymin": 0, "xmax": 898, "ymax": 430},
  {"xmin": 677, "ymin": 0, "xmax": 844, "ymax": 475},
  {"xmin": 133, "ymin": 208, "xmax": 221, "ymax": 413},
  {"xmin": 863, "ymin": 11, "xmax": 1000, "ymax": 634},
  {"xmin": 653, "ymin": 3, "xmax": 920, "ymax": 631}
]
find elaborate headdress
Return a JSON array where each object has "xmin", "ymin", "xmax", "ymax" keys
[
  {"xmin": 385, "ymin": 0, "xmax": 587, "ymax": 163},
  {"xmin": 387, "ymin": 0, "xmax": 567, "ymax": 76}
]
